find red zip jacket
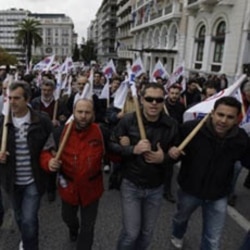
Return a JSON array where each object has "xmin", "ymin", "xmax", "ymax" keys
[{"xmin": 41, "ymin": 122, "xmax": 105, "ymax": 206}]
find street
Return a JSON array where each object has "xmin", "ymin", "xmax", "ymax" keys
[{"xmin": 0, "ymin": 167, "xmax": 249, "ymax": 250}]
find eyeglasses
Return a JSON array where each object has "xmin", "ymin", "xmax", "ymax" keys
[{"xmin": 144, "ymin": 96, "xmax": 164, "ymax": 103}]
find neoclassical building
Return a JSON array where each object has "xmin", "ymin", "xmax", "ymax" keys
[
  {"xmin": 184, "ymin": 0, "xmax": 250, "ymax": 81},
  {"xmin": 89, "ymin": 0, "xmax": 250, "ymax": 80}
]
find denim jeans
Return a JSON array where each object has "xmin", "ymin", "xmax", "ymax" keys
[
  {"xmin": 240, "ymin": 230, "xmax": 250, "ymax": 250},
  {"xmin": 61, "ymin": 200, "xmax": 99, "ymax": 250},
  {"xmin": 230, "ymin": 161, "xmax": 243, "ymax": 194},
  {"xmin": 172, "ymin": 189, "xmax": 227, "ymax": 250},
  {"xmin": 12, "ymin": 182, "xmax": 41, "ymax": 250},
  {"xmin": 0, "ymin": 188, "xmax": 4, "ymax": 223},
  {"xmin": 117, "ymin": 178, "xmax": 164, "ymax": 250}
]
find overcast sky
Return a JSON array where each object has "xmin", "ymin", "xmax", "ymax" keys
[{"xmin": 1, "ymin": 0, "xmax": 103, "ymax": 41}]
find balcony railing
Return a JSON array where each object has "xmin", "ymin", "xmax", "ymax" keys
[
  {"xmin": 165, "ymin": 4, "xmax": 172, "ymax": 15},
  {"xmin": 188, "ymin": 0, "xmax": 198, "ymax": 4}
]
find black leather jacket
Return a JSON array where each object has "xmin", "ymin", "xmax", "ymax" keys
[{"xmin": 111, "ymin": 111, "xmax": 179, "ymax": 188}]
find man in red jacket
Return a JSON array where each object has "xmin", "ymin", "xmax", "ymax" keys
[{"xmin": 41, "ymin": 99, "xmax": 105, "ymax": 250}]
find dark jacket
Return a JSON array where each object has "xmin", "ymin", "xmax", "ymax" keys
[
  {"xmin": 111, "ymin": 111, "xmax": 179, "ymax": 188},
  {"xmin": 165, "ymin": 99, "xmax": 185, "ymax": 124},
  {"xmin": 0, "ymin": 108, "xmax": 54, "ymax": 195},
  {"xmin": 178, "ymin": 119, "xmax": 250, "ymax": 200},
  {"xmin": 31, "ymin": 97, "xmax": 70, "ymax": 123}
]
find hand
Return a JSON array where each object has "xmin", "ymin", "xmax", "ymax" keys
[
  {"xmin": 58, "ymin": 115, "xmax": 67, "ymax": 122},
  {"xmin": 168, "ymin": 146, "xmax": 184, "ymax": 160},
  {"xmin": 133, "ymin": 139, "xmax": 151, "ymax": 155},
  {"xmin": 52, "ymin": 119, "xmax": 60, "ymax": 127},
  {"xmin": 119, "ymin": 136, "xmax": 130, "ymax": 146},
  {"xmin": 144, "ymin": 143, "xmax": 164, "ymax": 164},
  {"xmin": 48, "ymin": 158, "xmax": 61, "ymax": 172},
  {"xmin": 0, "ymin": 151, "xmax": 9, "ymax": 164},
  {"xmin": 117, "ymin": 112, "xmax": 124, "ymax": 119}
]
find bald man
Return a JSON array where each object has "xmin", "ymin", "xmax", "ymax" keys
[{"xmin": 41, "ymin": 99, "xmax": 108, "ymax": 250}]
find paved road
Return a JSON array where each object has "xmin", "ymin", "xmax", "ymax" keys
[{"xmin": 0, "ymin": 167, "xmax": 249, "ymax": 250}]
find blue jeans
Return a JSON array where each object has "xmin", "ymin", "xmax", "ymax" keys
[
  {"xmin": 117, "ymin": 178, "xmax": 164, "ymax": 250},
  {"xmin": 12, "ymin": 182, "xmax": 41, "ymax": 250},
  {"xmin": 172, "ymin": 189, "xmax": 227, "ymax": 250},
  {"xmin": 230, "ymin": 161, "xmax": 243, "ymax": 194},
  {"xmin": 0, "ymin": 188, "xmax": 4, "ymax": 223}
]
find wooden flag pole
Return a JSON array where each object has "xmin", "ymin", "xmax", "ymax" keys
[
  {"xmin": 52, "ymin": 100, "xmax": 59, "ymax": 121},
  {"xmin": 133, "ymin": 96, "xmax": 146, "ymax": 139},
  {"xmin": 177, "ymin": 113, "xmax": 210, "ymax": 151},
  {"xmin": 55, "ymin": 120, "xmax": 74, "ymax": 161}
]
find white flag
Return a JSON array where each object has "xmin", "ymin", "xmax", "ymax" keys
[
  {"xmin": 183, "ymin": 75, "xmax": 247, "ymax": 122},
  {"xmin": 113, "ymin": 80, "xmax": 129, "ymax": 109},
  {"xmin": 99, "ymin": 77, "xmax": 110, "ymax": 99}
]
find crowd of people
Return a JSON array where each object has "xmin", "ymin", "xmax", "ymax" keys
[{"xmin": 0, "ymin": 65, "xmax": 249, "ymax": 250}]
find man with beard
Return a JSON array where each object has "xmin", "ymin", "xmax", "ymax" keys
[
  {"xmin": 41, "ymin": 99, "xmax": 107, "ymax": 250},
  {"xmin": 164, "ymin": 83, "xmax": 185, "ymax": 203}
]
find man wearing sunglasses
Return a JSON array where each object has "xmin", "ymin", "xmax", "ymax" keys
[{"xmin": 112, "ymin": 83, "xmax": 179, "ymax": 250}]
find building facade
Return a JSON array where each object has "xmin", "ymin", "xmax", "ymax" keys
[
  {"xmin": 130, "ymin": 0, "xmax": 185, "ymax": 75},
  {"xmin": 29, "ymin": 13, "xmax": 75, "ymax": 62},
  {"xmin": 0, "ymin": 9, "xmax": 76, "ymax": 64},
  {"xmin": 0, "ymin": 8, "xmax": 29, "ymax": 62},
  {"xmin": 116, "ymin": 0, "xmax": 134, "ymax": 70},
  {"xmin": 94, "ymin": 0, "xmax": 118, "ymax": 65},
  {"xmin": 184, "ymin": 0, "xmax": 250, "ymax": 80},
  {"xmin": 90, "ymin": 0, "xmax": 250, "ymax": 79}
]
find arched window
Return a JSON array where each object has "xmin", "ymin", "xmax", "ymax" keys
[
  {"xmin": 169, "ymin": 25, "xmax": 178, "ymax": 49},
  {"xmin": 147, "ymin": 30, "xmax": 153, "ymax": 48},
  {"xmin": 160, "ymin": 26, "xmax": 168, "ymax": 48},
  {"xmin": 194, "ymin": 25, "xmax": 206, "ymax": 69},
  {"xmin": 211, "ymin": 20, "xmax": 226, "ymax": 72},
  {"xmin": 153, "ymin": 29, "xmax": 160, "ymax": 48}
]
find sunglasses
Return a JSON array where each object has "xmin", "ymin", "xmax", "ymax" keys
[{"xmin": 144, "ymin": 96, "xmax": 165, "ymax": 103}]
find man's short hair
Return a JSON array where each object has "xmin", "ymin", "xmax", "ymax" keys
[
  {"xmin": 214, "ymin": 96, "xmax": 241, "ymax": 115},
  {"xmin": 168, "ymin": 83, "xmax": 182, "ymax": 91},
  {"xmin": 140, "ymin": 82, "xmax": 165, "ymax": 97},
  {"xmin": 9, "ymin": 81, "xmax": 32, "ymax": 100},
  {"xmin": 42, "ymin": 79, "xmax": 55, "ymax": 89}
]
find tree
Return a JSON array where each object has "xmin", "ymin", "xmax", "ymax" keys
[
  {"xmin": 72, "ymin": 43, "xmax": 80, "ymax": 62},
  {"xmin": 0, "ymin": 47, "xmax": 17, "ymax": 65},
  {"xmin": 15, "ymin": 18, "xmax": 43, "ymax": 65},
  {"xmin": 80, "ymin": 40, "xmax": 96, "ymax": 64}
]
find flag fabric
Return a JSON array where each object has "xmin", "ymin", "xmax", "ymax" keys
[
  {"xmin": 99, "ymin": 77, "xmax": 110, "ymax": 99},
  {"xmin": 102, "ymin": 59, "xmax": 116, "ymax": 78},
  {"xmin": 2, "ymin": 74, "xmax": 12, "ymax": 115},
  {"xmin": 60, "ymin": 57, "xmax": 74, "ymax": 75},
  {"xmin": 54, "ymin": 72, "xmax": 62, "ymax": 101},
  {"xmin": 50, "ymin": 62, "xmax": 61, "ymax": 73},
  {"xmin": 113, "ymin": 80, "xmax": 129, "ymax": 109},
  {"xmin": 62, "ymin": 75, "xmax": 73, "ymax": 96},
  {"xmin": 151, "ymin": 60, "xmax": 169, "ymax": 81},
  {"xmin": 131, "ymin": 57, "xmax": 146, "ymax": 77},
  {"xmin": 166, "ymin": 62, "xmax": 185, "ymax": 91},
  {"xmin": 183, "ymin": 75, "xmax": 247, "ymax": 122},
  {"xmin": 33, "ymin": 55, "xmax": 55, "ymax": 72}
]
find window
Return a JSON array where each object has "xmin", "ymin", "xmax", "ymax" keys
[
  {"xmin": 211, "ymin": 21, "xmax": 226, "ymax": 72},
  {"xmin": 194, "ymin": 25, "xmax": 205, "ymax": 69}
]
